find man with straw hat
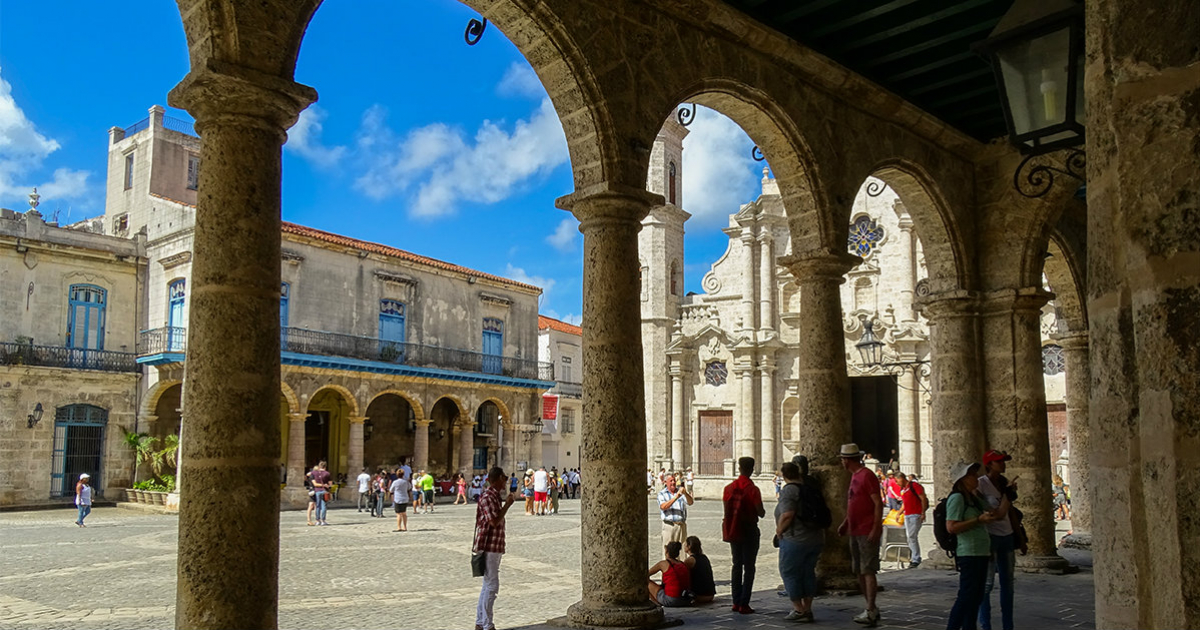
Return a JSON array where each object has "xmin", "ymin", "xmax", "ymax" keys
[{"xmin": 837, "ymin": 443, "xmax": 883, "ymax": 627}]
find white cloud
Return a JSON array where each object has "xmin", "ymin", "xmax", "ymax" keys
[
  {"xmin": 353, "ymin": 98, "xmax": 568, "ymax": 219},
  {"xmin": 496, "ymin": 62, "xmax": 545, "ymax": 99},
  {"xmin": 0, "ymin": 68, "xmax": 92, "ymax": 206},
  {"xmin": 545, "ymin": 218, "xmax": 578, "ymax": 252},
  {"xmin": 680, "ymin": 106, "xmax": 762, "ymax": 227},
  {"xmin": 285, "ymin": 105, "xmax": 347, "ymax": 169},
  {"xmin": 543, "ymin": 309, "xmax": 582, "ymax": 326},
  {"xmin": 504, "ymin": 263, "xmax": 555, "ymax": 294}
]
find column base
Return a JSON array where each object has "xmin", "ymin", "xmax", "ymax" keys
[
  {"xmin": 1058, "ymin": 532, "xmax": 1092, "ymax": 550},
  {"xmin": 281, "ymin": 486, "xmax": 311, "ymax": 509},
  {"xmin": 564, "ymin": 600, "xmax": 668, "ymax": 629},
  {"xmin": 1015, "ymin": 553, "xmax": 1075, "ymax": 574}
]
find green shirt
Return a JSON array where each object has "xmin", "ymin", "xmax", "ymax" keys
[
  {"xmin": 421, "ymin": 474, "xmax": 434, "ymax": 491},
  {"xmin": 946, "ymin": 492, "xmax": 991, "ymax": 557}
]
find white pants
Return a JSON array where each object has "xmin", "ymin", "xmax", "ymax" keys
[
  {"xmin": 904, "ymin": 515, "xmax": 922, "ymax": 562},
  {"xmin": 475, "ymin": 551, "xmax": 503, "ymax": 629}
]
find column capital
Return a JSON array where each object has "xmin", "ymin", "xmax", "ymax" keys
[
  {"xmin": 919, "ymin": 290, "xmax": 980, "ymax": 319},
  {"xmin": 757, "ymin": 230, "xmax": 773, "ymax": 244},
  {"xmin": 979, "ymin": 287, "xmax": 1053, "ymax": 314},
  {"xmin": 168, "ymin": 60, "xmax": 317, "ymax": 137},
  {"xmin": 556, "ymin": 182, "xmax": 661, "ymax": 225},
  {"xmin": 413, "ymin": 418, "xmax": 433, "ymax": 427},
  {"xmin": 141, "ymin": 414, "xmax": 159, "ymax": 424},
  {"xmin": 287, "ymin": 413, "xmax": 307, "ymax": 423},
  {"xmin": 1054, "ymin": 331, "xmax": 1089, "ymax": 351},
  {"xmin": 779, "ymin": 250, "xmax": 859, "ymax": 283},
  {"xmin": 348, "ymin": 416, "xmax": 368, "ymax": 425}
]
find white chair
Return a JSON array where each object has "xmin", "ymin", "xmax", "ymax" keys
[{"xmin": 881, "ymin": 524, "xmax": 912, "ymax": 568}]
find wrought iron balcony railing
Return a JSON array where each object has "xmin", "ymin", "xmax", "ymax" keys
[
  {"xmin": 139, "ymin": 326, "xmax": 554, "ymax": 382},
  {"xmin": 0, "ymin": 341, "xmax": 139, "ymax": 373},
  {"xmin": 555, "ymin": 381, "xmax": 583, "ymax": 398}
]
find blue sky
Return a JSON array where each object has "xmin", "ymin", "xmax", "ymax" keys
[{"xmin": 0, "ymin": 0, "xmax": 767, "ymax": 324}]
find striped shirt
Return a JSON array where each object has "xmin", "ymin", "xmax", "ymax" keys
[{"xmin": 658, "ymin": 487, "xmax": 687, "ymax": 523}]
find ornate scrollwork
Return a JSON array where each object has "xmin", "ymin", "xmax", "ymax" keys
[
  {"xmin": 701, "ymin": 271, "xmax": 722, "ymax": 294},
  {"xmin": 866, "ymin": 180, "xmax": 888, "ymax": 197},
  {"xmin": 1013, "ymin": 148, "xmax": 1086, "ymax": 199},
  {"xmin": 464, "ymin": 17, "xmax": 488, "ymax": 45},
  {"xmin": 751, "ymin": 146, "xmax": 765, "ymax": 162},
  {"xmin": 676, "ymin": 103, "xmax": 696, "ymax": 127},
  {"xmin": 914, "ymin": 278, "xmax": 931, "ymax": 299}
]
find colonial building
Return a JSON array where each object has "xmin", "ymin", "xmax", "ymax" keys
[
  {"xmin": 538, "ymin": 315, "xmax": 582, "ymax": 470},
  {"xmin": 111, "ymin": 106, "xmax": 554, "ymax": 505},
  {"xmin": 0, "ymin": 192, "xmax": 146, "ymax": 505}
]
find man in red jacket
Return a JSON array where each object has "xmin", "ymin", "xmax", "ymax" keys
[{"xmin": 722, "ymin": 456, "xmax": 765, "ymax": 614}]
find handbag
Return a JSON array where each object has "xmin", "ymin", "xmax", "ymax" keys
[
  {"xmin": 471, "ymin": 552, "xmax": 487, "ymax": 577},
  {"xmin": 322, "ymin": 491, "xmax": 332, "ymax": 502}
]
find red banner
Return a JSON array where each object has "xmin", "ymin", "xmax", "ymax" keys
[{"xmin": 542, "ymin": 394, "xmax": 559, "ymax": 420}]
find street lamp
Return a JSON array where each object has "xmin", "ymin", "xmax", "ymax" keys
[
  {"xmin": 854, "ymin": 322, "xmax": 885, "ymax": 367},
  {"xmin": 854, "ymin": 320, "xmax": 931, "ymax": 400},
  {"xmin": 26, "ymin": 403, "xmax": 44, "ymax": 429},
  {"xmin": 974, "ymin": 0, "xmax": 1085, "ymax": 197}
]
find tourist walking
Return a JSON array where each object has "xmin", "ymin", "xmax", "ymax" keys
[
  {"xmin": 978, "ymin": 450, "xmax": 1018, "ymax": 630},
  {"xmin": 474, "ymin": 467, "xmax": 516, "ymax": 630},
  {"xmin": 837, "ymin": 443, "xmax": 883, "ymax": 627},
  {"xmin": 683, "ymin": 536, "xmax": 715, "ymax": 604},
  {"xmin": 897, "ymin": 472, "xmax": 928, "ymax": 568},
  {"xmin": 311, "ymin": 461, "xmax": 332, "ymax": 526},
  {"xmin": 658, "ymin": 473, "xmax": 693, "ymax": 556},
  {"xmin": 455, "ymin": 473, "xmax": 469, "ymax": 505},
  {"xmin": 722, "ymin": 456, "xmax": 765, "ymax": 614},
  {"xmin": 74, "ymin": 473, "xmax": 93, "ymax": 527},
  {"xmin": 533, "ymin": 466, "xmax": 549, "ymax": 515},
  {"xmin": 419, "ymin": 470, "xmax": 435, "ymax": 513},
  {"xmin": 523, "ymin": 469, "xmax": 535, "ymax": 515},
  {"xmin": 647, "ymin": 541, "xmax": 693, "ymax": 607},
  {"xmin": 389, "ymin": 468, "xmax": 411, "ymax": 531},
  {"xmin": 947, "ymin": 461, "xmax": 999, "ymax": 630},
  {"xmin": 774, "ymin": 460, "xmax": 825, "ymax": 622},
  {"xmin": 356, "ymin": 468, "xmax": 371, "ymax": 512}
]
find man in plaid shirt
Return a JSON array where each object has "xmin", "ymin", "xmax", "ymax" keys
[{"xmin": 474, "ymin": 467, "xmax": 516, "ymax": 630}]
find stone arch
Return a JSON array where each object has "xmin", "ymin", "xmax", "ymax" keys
[
  {"xmin": 280, "ymin": 381, "xmax": 301, "ymax": 415},
  {"xmin": 867, "ymin": 161, "xmax": 975, "ymax": 295},
  {"xmin": 430, "ymin": 393, "xmax": 469, "ymax": 421},
  {"xmin": 366, "ymin": 388, "xmax": 425, "ymax": 420},
  {"xmin": 140, "ymin": 379, "xmax": 183, "ymax": 419},
  {"xmin": 303, "ymin": 383, "xmax": 359, "ymax": 417},
  {"xmin": 660, "ymin": 80, "xmax": 833, "ymax": 255},
  {"xmin": 476, "ymin": 397, "xmax": 513, "ymax": 429},
  {"xmin": 1046, "ymin": 235, "xmax": 1087, "ymax": 334}
]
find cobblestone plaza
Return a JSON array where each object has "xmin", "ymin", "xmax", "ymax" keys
[{"xmin": 0, "ymin": 500, "xmax": 1093, "ymax": 630}]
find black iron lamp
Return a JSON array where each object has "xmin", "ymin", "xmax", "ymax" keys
[
  {"xmin": 26, "ymin": 402, "xmax": 44, "ymax": 429},
  {"xmin": 855, "ymin": 323, "xmax": 885, "ymax": 367},
  {"xmin": 437, "ymin": 428, "xmax": 447, "ymax": 440},
  {"xmin": 855, "ymin": 321, "xmax": 931, "ymax": 400},
  {"xmin": 975, "ymin": 0, "xmax": 1085, "ymax": 156},
  {"xmin": 533, "ymin": 418, "xmax": 544, "ymax": 433}
]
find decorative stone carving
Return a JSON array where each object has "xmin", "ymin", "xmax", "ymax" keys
[
  {"xmin": 372, "ymin": 270, "xmax": 416, "ymax": 286},
  {"xmin": 701, "ymin": 270, "xmax": 721, "ymax": 293},
  {"xmin": 281, "ymin": 249, "xmax": 305, "ymax": 264},
  {"xmin": 158, "ymin": 251, "xmax": 192, "ymax": 269},
  {"xmin": 479, "ymin": 292, "xmax": 512, "ymax": 307}
]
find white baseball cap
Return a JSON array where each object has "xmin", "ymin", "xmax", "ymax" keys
[{"xmin": 79, "ymin": 473, "xmax": 90, "ymax": 479}]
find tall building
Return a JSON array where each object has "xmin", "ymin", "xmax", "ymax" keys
[{"xmin": 538, "ymin": 315, "xmax": 582, "ymax": 470}]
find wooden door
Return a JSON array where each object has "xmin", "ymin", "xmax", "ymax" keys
[{"xmin": 697, "ymin": 410, "xmax": 733, "ymax": 475}]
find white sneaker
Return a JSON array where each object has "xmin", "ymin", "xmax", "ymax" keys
[{"xmin": 852, "ymin": 608, "xmax": 879, "ymax": 627}]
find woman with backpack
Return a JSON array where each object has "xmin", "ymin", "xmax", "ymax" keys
[
  {"xmin": 945, "ymin": 461, "xmax": 1000, "ymax": 630},
  {"xmin": 774, "ymin": 459, "xmax": 825, "ymax": 623}
]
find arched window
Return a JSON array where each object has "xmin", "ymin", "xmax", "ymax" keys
[
  {"xmin": 668, "ymin": 162, "xmax": 677, "ymax": 205},
  {"xmin": 51, "ymin": 404, "xmax": 108, "ymax": 498},
  {"xmin": 67, "ymin": 284, "xmax": 107, "ymax": 350}
]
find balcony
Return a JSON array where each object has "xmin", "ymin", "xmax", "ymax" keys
[
  {"xmin": 138, "ymin": 326, "xmax": 555, "ymax": 382},
  {"xmin": 555, "ymin": 381, "xmax": 583, "ymax": 399},
  {"xmin": 0, "ymin": 341, "xmax": 139, "ymax": 373}
]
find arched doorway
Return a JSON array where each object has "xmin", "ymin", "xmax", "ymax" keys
[
  {"xmin": 152, "ymin": 383, "xmax": 183, "ymax": 440},
  {"xmin": 51, "ymin": 404, "xmax": 108, "ymax": 498},
  {"xmin": 364, "ymin": 393, "xmax": 415, "ymax": 472},
  {"xmin": 428, "ymin": 397, "xmax": 460, "ymax": 476},
  {"xmin": 474, "ymin": 401, "xmax": 501, "ymax": 473},
  {"xmin": 306, "ymin": 388, "xmax": 354, "ymax": 478}
]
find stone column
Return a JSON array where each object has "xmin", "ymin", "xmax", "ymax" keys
[
  {"xmin": 412, "ymin": 419, "xmax": 431, "ymax": 472},
  {"xmin": 558, "ymin": 185, "xmax": 664, "ymax": 628},
  {"xmin": 780, "ymin": 250, "xmax": 857, "ymax": 590},
  {"xmin": 894, "ymin": 206, "xmax": 917, "ymax": 321},
  {"xmin": 284, "ymin": 413, "xmax": 308, "ymax": 505},
  {"xmin": 979, "ymin": 289, "xmax": 1067, "ymax": 570},
  {"xmin": 499, "ymin": 424, "xmax": 511, "ymax": 470},
  {"xmin": 759, "ymin": 354, "xmax": 777, "ymax": 474},
  {"xmin": 741, "ymin": 232, "xmax": 757, "ymax": 330},
  {"xmin": 670, "ymin": 367, "xmax": 685, "ymax": 469},
  {"xmin": 896, "ymin": 365, "xmax": 920, "ymax": 471},
  {"xmin": 1057, "ymin": 332, "xmax": 1091, "ymax": 548},
  {"xmin": 347, "ymin": 416, "xmax": 366, "ymax": 504},
  {"xmin": 734, "ymin": 356, "xmax": 757, "ymax": 460},
  {"xmin": 922, "ymin": 293, "xmax": 986, "ymax": 493},
  {"xmin": 759, "ymin": 231, "xmax": 774, "ymax": 330},
  {"xmin": 450, "ymin": 427, "xmax": 461, "ymax": 474},
  {"xmin": 459, "ymin": 420, "xmax": 475, "ymax": 476},
  {"xmin": 167, "ymin": 66, "xmax": 315, "ymax": 629}
]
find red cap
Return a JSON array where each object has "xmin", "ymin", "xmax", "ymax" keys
[{"xmin": 983, "ymin": 450, "xmax": 1012, "ymax": 465}]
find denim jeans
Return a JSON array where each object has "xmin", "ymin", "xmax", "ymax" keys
[
  {"xmin": 778, "ymin": 537, "xmax": 822, "ymax": 600},
  {"xmin": 979, "ymin": 533, "xmax": 1015, "ymax": 630},
  {"xmin": 76, "ymin": 504, "xmax": 91, "ymax": 525},
  {"xmin": 315, "ymin": 492, "xmax": 328, "ymax": 521},
  {"xmin": 904, "ymin": 515, "xmax": 923, "ymax": 562},
  {"xmin": 947, "ymin": 555, "xmax": 989, "ymax": 630},
  {"xmin": 729, "ymin": 528, "xmax": 760, "ymax": 608}
]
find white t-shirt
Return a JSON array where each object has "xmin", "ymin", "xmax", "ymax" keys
[
  {"xmin": 572, "ymin": 471, "xmax": 580, "ymax": 484},
  {"xmin": 977, "ymin": 475, "xmax": 1014, "ymax": 536},
  {"xmin": 533, "ymin": 470, "xmax": 549, "ymax": 492},
  {"xmin": 357, "ymin": 472, "xmax": 371, "ymax": 493},
  {"xmin": 401, "ymin": 465, "xmax": 412, "ymax": 480},
  {"xmin": 389, "ymin": 478, "xmax": 412, "ymax": 504}
]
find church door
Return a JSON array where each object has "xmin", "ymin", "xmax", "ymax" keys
[{"xmin": 697, "ymin": 410, "xmax": 733, "ymax": 475}]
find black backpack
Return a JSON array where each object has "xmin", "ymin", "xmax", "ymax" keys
[
  {"xmin": 933, "ymin": 493, "xmax": 958, "ymax": 557},
  {"xmin": 792, "ymin": 480, "xmax": 833, "ymax": 530}
]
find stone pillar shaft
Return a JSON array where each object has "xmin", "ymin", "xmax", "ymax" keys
[
  {"xmin": 167, "ymin": 67, "xmax": 315, "ymax": 630},
  {"xmin": 347, "ymin": 417, "xmax": 366, "ymax": 503},
  {"xmin": 923, "ymin": 294, "xmax": 986, "ymax": 493},
  {"xmin": 759, "ymin": 359, "xmax": 776, "ymax": 474},
  {"xmin": 413, "ymin": 419, "xmax": 431, "ymax": 472},
  {"xmin": 1059, "ymin": 333, "xmax": 1091, "ymax": 540},
  {"xmin": 897, "ymin": 369, "xmax": 920, "ymax": 471},
  {"xmin": 736, "ymin": 360, "xmax": 756, "ymax": 460},
  {"xmin": 759, "ymin": 233, "xmax": 774, "ymax": 330},
  {"xmin": 781, "ymin": 250, "xmax": 857, "ymax": 589},
  {"xmin": 670, "ymin": 371, "xmax": 685, "ymax": 468},
  {"xmin": 459, "ymin": 422, "xmax": 475, "ymax": 476},
  {"xmin": 560, "ymin": 186, "xmax": 663, "ymax": 628},
  {"xmin": 980, "ymin": 290, "xmax": 1062, "ymax": 564},
  {"xmin": 741, "ymin": 233, "xmax": 757, "ymax": 330},
  {"xmin": 286, "ymin": 414, "xmax": 306, "ymax": 489}
]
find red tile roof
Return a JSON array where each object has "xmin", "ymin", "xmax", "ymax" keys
[
  {"xmin": 146, "ymin": 193, "xmax": 541, "ymax": 293},
  {"xmin": 539, "ymin": 315, "xmax": 582, "ymax": 336}
]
